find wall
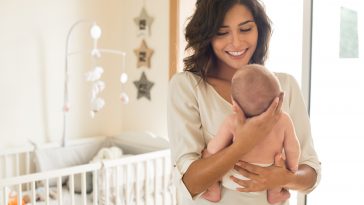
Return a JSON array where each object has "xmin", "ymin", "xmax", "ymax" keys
[
  {"xmin": 0, "ymin": 0, "xmax": 170, "ymax": 148},
  {"xmin": 120, "ymin": 0, "xmax": 169, "ymax": 139}
]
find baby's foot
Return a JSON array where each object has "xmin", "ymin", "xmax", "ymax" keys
[
  {"xmin": 267, "ymin": 189, "xmax": 290, "ymax": 204},
  {"xmin": 202, "ymin": 190, "xmax": 221, "ymax": 202}
]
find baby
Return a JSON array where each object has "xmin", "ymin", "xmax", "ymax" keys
[{"xmin": 202, "ymin": 64, "xmax": 300, "ymax": 204}]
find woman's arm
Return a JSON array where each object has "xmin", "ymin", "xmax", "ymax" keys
[
  {"xmin": 231, "ymin": 155, "xmax": 317, "ymax": 192},
  {"xmin": 205, "ymin": 115, "xmax": 236, "ymax": 155},
  {"xmin": 230, "ymin": 73, "xmax": 321, "ymax": 193},
  {"xmin": 183, "ymin": 96, "xmax": 283, "ymax": 196},
  {"xmin": 168, "ymin": 73, "xmax": 284, "ymax": 198}
]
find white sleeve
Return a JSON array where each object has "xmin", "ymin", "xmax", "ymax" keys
[
  {"xmin": 285, "ymin": 74, "xmax": 321, "ymax": 194},
  {"xmin": 167, "ymin": 72, "xmax": 206, "ymax": 199}
]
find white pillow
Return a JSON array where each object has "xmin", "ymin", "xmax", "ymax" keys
[
  {"xmin": 34, "ymin": 141, "xmax": 103, "ymax": 186},
  {"xmin": 106, "ymin": 131, "xmax": 170, "ymax": 154}
]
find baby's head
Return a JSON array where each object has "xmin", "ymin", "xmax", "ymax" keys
[{"xmin": 231, "ymin": 64, "xmax": 281, "ymax": 118}]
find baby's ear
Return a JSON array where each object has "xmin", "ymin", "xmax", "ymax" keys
[
  {"xmin": 231, "ymin": 98, "xmax": 243, "ymax": 114},
  {"xmin": 231, "ymin": 98, "xmax": 246, "ymax": 123},
  {"xmin": 231, "ymin": 97, "xmax": 238, "ymax": 112}
]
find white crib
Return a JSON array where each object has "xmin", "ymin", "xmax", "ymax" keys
[{"xmin": 0, "ymin": 132, "xmax": 176, "ymax": 205}]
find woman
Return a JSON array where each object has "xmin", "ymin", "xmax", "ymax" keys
[{"xmin": 167, "ymin": 0, "xmax": 321, "ymax": 204}]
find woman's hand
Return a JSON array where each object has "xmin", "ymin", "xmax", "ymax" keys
[
  {"xmin": 231, "ymin": 153, "xmax": 294, "ymax": 192},
  {"xmin": 232, "ymin": 92, "xmax": 284, "ymax": 152}
]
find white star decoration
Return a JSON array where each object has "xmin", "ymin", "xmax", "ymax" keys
[
  {"xmin": 133, "ymin": 72, "xmax": 154, "ymax": 100},
  {"xmin": 134, "ymin": 7, "xmax": 154, "ymax": 36}
]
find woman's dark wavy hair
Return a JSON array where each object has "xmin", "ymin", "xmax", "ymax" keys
[{"xmin": 183, "ymin": 0, "xmax": 272, "ymax": 81}]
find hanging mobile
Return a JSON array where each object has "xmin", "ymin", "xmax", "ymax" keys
[
  {"xmin": 85, "ymin": 23, "xmax": 105, "ymax": 118},
  {"xmin": 119, "ymin": 53, "xmax": 129, "ymax": 104}
]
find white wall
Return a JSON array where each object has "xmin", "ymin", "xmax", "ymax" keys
[
  {"xmin": 0, "ymin": 0, "xmax": 170, "ymax": 148},
  {"xmin": 120, "ymin": 0, "xmax": 169, "ymax": 140}
]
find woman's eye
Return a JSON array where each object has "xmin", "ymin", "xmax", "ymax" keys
[
  {"xmin": 240, "ymin": 28, "xmax": 252, "ymax": 32},
  {"xmin": 216, "ymin": 31, "xmax": 228, "ymax": 36}
]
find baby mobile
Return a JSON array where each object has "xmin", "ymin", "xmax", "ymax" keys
[
  {"xmin": 63, "ymin": 20, "xmax": 129, "ymax": 146},
  {"xmin": 133, "ymin": 0, "xmax": 155, "ymax": 100},
  {"xmin": 82, "ymin": 23, "xmax": 129, "ymax": 118}
]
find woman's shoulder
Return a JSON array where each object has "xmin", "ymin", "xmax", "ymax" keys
[
  {"xmin": 273, "ymin": 72, "xmax": 297, "ymax": 86},
  {"xmin": 169, "ymin": 71, "xmax": 202, "ymax": 88},
  {"xmin": 273, "ymin": 72, "xmax": 301, "ymax": 92}
]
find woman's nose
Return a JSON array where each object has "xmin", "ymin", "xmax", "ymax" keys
[{"xmin": 230, "ymin": 32, "xmax": 241, "ymax": 47}]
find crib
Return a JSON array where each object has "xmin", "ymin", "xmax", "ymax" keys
[{"xmin": 0, "ymin": 132, "xmax": 176, "ymax": 205}]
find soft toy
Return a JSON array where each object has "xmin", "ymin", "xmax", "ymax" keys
[{"xmin": 7, "ymin": 190, "xmax": 30, "ymax": 205}]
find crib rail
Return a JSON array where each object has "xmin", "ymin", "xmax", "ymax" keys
[
  {"xmin": 1, "ymin": 162, "xmax": 102, "ymax": 205},
  {"xmin": 102, "ymin": 149, "xmax": 173, "ymax": 205},
  {"xmin": 0, "ymin": 144, "xmax": 34, "ymax": 180},
  {"xmin": 1, "ymin": 148, "xmax": 175, "ymax": 205}
]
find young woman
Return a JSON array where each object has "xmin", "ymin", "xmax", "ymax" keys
[{"xmin": 167, "ymin": 0, "xmax": 321, "ymax": 204}]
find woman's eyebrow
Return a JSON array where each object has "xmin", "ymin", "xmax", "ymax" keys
[
  {"xmin": 238, "ymin": 20, "xmax": 255, "ymax": 26},
  {"xmin": 220, "ymin": 20, "xmax": 255, "ymax": 28}
]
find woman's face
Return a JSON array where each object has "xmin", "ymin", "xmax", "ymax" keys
[{"xmin": 211, "ymin": 4, "xmax": 258, "ymax": 73}]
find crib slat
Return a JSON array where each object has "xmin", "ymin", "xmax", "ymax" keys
[
  {"xmin": 82, "ymin": 172, "xmax": 87, "ymax": 205},
  {"xmin": 121, "ymin": 166, "xmax": 126, "ymax": 205},
  {"xmin": 69, "ymin": 174, "xmax": 75, "ymax": 205},
  {"xmin": 17, "ymin": 184, "xmax": 22, "ymax": 205},
  {"xmin": 93, "ymin": 170, "xmax": 98, "ymax": 205},
  {"xmin": 57, "ymin": 177, "xmax": 62, "ymax": 205},
  {"xmin": 4, "ymin": 156, "xmax": 9, "ymax": 177},
  {"xmin": 15, "ymin": 154, "xmax": 20, "ymax": 176},
  {"xmin": 105, "ymin": 168, "xmax": 110, "ymax": 205},
  {"xmin": 115, "ymin": 166, "xmax": 120, "ymax": 205},
  {"xmin": 135, "ymin": 162, "xmax": 140, "ymax": 205},
  {"xmin": 45, "ymin": 179, "xmax": 49, "ymax": 205},
  {"xmin": 26, "ymin": 152, "xmax": 31, "ymax": 191},
  {"xmin": 3, "ymin": 187, "xmax": 8, "ymax": 205},
  {"xmin": 26, "ymin": 152, "xmax": 31, "ymax": 175},
  {"xmin": 144, "ymin": 160, "xmax": 149, "ymax": 205},
  {"xmin": 31, "ymin": 181, "xmax": 36, "ymax": 205},
  {"xmin": 125, "ymin": 165, "xmax": 130, "ymax": 204},
  {"xmin": 162, "ymin": 157, "xmax": 167, "ymax": 205},
  {"xmin": 154, "ymin": 159, "xmax": 158, "ymax": 205}
]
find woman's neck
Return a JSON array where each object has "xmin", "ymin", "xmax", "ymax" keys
[{"xmin": 209, "ymin": 63, "xmax": 236, "ymax": 82}]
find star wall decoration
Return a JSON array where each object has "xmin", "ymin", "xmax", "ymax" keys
[
  {"xmin": 133, "ymin": 72, "xmax": 154, "ymax": 100},
  {"xmin": 134, "ymin": 39, "xmax": 154, "ymax": 68},
  {"xmin": 134, "ymin": 7, "xmax": 154, "ymax": 36}
]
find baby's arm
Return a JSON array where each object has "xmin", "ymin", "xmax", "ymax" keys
[
  {"xmin": 283, "ymin": 113, "xmax": 301, "ymax": 172},
  {"xmin": 206, "ymin": 114, "xmax": 236, "ymax": 156}
]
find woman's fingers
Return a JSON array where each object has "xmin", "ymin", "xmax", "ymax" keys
[
  {"xmin": 233, "ymin": 164, "xmax": 260, "ymax": 181},
  {"xmin": 276, "ymin": 92, "xmax": 284, "ymax": 114},
  {"xmin": 266, "ymin": 96, "xmax": 280, "ymax": 117}
]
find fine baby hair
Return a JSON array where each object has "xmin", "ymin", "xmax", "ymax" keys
[{"xmin": 231, "ymin": 64, "xmax": 282, "ymax": 118}]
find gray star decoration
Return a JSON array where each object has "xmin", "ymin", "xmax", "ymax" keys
[
  {"xmin": 133, "ymin": 72, "xmax": 154, "ymax": 100},
  {"xmin": 134, "ymin": 7, "xmax": 154, "ymax": 36}
]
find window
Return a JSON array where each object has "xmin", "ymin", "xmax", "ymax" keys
[{"xmin": 309, "ymin": 0, "xmax": 363, "ymax": 204}]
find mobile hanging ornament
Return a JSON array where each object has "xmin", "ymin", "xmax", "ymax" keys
[
  {"xmin": 134, "ymin": 39, "xmax": 154, "ymax": 68},
  {"xmin": 133, "ymin": 72, "xmax": 154, "ymax": 100},
  {"xmin": 134, "ymin": 7, "xmax": 154, "ymax": 36}
]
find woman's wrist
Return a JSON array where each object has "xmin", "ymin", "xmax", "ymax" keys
[
  {"xmin": 283, "ymin": 164, "xmax": 317, "ymax": 191},
  {"xmin": 283, "ymin": 170, "xmax": 297, "ymax": 188}
]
